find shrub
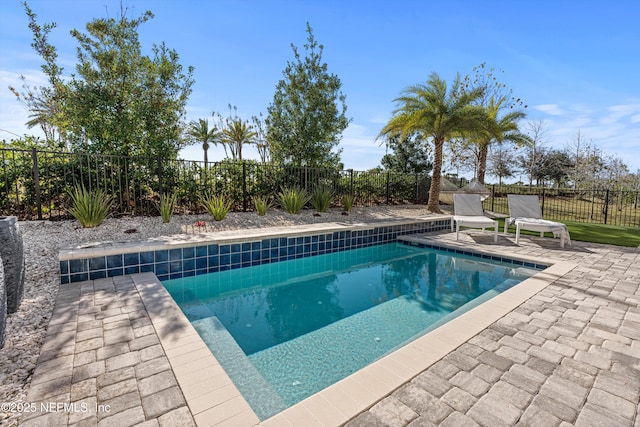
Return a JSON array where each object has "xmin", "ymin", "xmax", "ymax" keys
[
  {"xmin": 200, "ymin": 192, "xmax": 232, "ymax": 221},
  {"xmin": 342, "ymin": 194, "xmax": 355, "ymax": 212},
  {"xmin": 68, "ymin": 185, "xmax": 113, "ymax": 228},
  {"xmin": 311, "ymin": 186, "xmax": 333, "ymax": 213},
  {"xmin": 277, "ymin": 186, "xmax": 311, "ymax": 214},
  {"xmin": 253, "ymin": 196, "xmax": 272, "ymax": 216},
  {"xmin": 157, "ymin": 193, "xmax": 178, "ymax": 223}
]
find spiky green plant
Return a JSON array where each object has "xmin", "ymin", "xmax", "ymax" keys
[
  {"xmin": 68, "ymin": 185, "xmax": 113, "ymax": 228},
  {"xmin": 200, "ymin": 192, "xmax": 232, "ymax": 221},
  {"xmin": 311, "ymin": 186, "xmax": 333, "ymax": 213},
  {"xmin": 342, "ymin": 194, "xmax": 355, "ymax": 212},
  {"xmin": 157, "ymin": 192, "xmax": 178, "ymax": 223},
  {"xmin": 277, "ymin": 186, "xmax": 311, "ymax": 214},
  {"xmin": 253, "ymin": 196, "xmax": 272, "ymax": 216}
]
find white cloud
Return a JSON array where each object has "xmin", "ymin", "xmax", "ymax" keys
[
  {"xmin": 536, "ymin": 101, "xmax": 640, "ymax": 172},
  {"xmin": 532, "ymin": 104, "xmax": 567, "ymax": 116},
  {"xmin": 608, "ymin": 103, "xmax": 640, "ymax": 115}
]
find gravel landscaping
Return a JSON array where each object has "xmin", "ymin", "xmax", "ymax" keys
[{"xmin": 0, "ymin": 205, "xmax": 435, "ymax": 426}]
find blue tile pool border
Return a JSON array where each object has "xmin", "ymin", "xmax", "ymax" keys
[
  {"xmin": 60, "ymin": 219, "xmax": 451, "ymax": 284},
  {"xmin": 397, "ymin": 239, "xmax": 549, "ymax": 270}
]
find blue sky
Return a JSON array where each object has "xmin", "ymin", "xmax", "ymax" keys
[{"xmin": 1, "ymin": 0, "xmax": 639, "ymax": 177}]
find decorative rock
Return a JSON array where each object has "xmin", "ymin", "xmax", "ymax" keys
[{"xmin": 0, "ymin": 216, "xmax": 25, "ymax": 313}]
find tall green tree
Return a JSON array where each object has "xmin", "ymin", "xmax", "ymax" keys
[
  {"xmin": 380, "ymin": 73, "xmax": 484, "ymax": 213},
  {"xmin": 538, "ymin": 149, "xmax": 573, "ymax": 187},
  {"xmin": 185, "ymin": 118, "xmax": 219, "ymax": 167},
  {"xmin": 24, "ymin": 3, "xmax": 194, "ymax": 158},
  {"xmin": 380, "ymin": 133, "xmax": 433, "ymax": 173},
  {"xmin": 266, "ymin": 23, "xmax": 350, "ymax": 168}
]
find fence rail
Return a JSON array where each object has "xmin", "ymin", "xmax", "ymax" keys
[
  {"xmin": 484, "ymin": 185, "xmax": 640, "ymax": 227},
  {"xmin": 0, "ymin": 148, "xmax": 429, "ymax": 220},
  {"xmin": 2, "ymin": 148, "xmax": 638, "ymax": 227}
]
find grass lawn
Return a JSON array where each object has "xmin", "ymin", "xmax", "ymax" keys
[{"xmin": 497, "ymin": 219, "xmax": 640, "ymax": 248}]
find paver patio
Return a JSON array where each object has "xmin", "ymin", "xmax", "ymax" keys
[{"xmin": 17, "ymin": 226, "xmax": 640, "ymax": 426}]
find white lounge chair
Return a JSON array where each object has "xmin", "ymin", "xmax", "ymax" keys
[
  {"xmin": 451, "ymin": 193, "xmax": 498, "ymax": 242},
  {"xmin": 505, "ymin": 194, "xmax": 571, "ymax": 248}
]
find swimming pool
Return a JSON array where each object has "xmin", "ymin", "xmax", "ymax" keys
[{"xmin": 163, "ymin": 242, "xmax": 540, "ymax": 419}]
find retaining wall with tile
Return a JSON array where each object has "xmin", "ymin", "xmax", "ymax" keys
[{"xmin": 59, "ymin": 219, "xmax": 451, "ymax": 284}]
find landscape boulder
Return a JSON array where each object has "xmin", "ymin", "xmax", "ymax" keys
[
  {"xmin": 0, "ymin": 216, "xmax": 25, "ymax": 314},
  {"xmin": 0, "ymin": 256, "xmax": 5, "ymax": 349}
]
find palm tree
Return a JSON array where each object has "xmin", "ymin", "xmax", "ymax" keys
[
  {"xmin": 380, "ymin": 73, "xmax": 485, "ymax": 213},
  {"xmin": 221, "ymin": 117, "xmax": 257, "ymax": 161},
  {"xmin": 186, "ymin": 118, "xmax": 219, "ymax": 168},
  {"xmin": 474, "ymin": 97, "xmax": 532, "ymax": 184}
]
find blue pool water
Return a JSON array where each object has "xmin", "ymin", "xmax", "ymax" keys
[{"xmin": 163, "ymin": 242, "xmax": 539, "ymax": 419}]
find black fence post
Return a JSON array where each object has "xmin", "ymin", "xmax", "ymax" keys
[
  {"xmin": 242, "ymin": 161, "xmax": 248, "ymax": 212},
  {"xmin": 304, "ymin": 166, "xmax": 308, "ymax": 191},
  {"xmin": 491, "ymin": 184, "xmax": 495, "ymax": 212},
  {"xmin": 157, "ymin": 157, "xmax": 163, "ymax": 195},
  {"xmin": 31, "ymin": 148, "xmax": 42, "ymax": 220},
  {"xmin": 385, "ymin": 172, "xmax": 390, "ymax": 205},
  {"xmin": 349, "ymin": 169, "xmax": 354, "ymax": 196},
  {"xmin": 604, "ymin": 189, "xmax": 610, "ymax": 225},
  {"xmin": 541, "ymin": 188, "xmax": 545, "ymax": 217}
]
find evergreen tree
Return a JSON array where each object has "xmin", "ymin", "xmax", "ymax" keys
[
  {"xmin": 24, "ymin": 3, "xmax": 194, "ymax": 158},
  {"xmin": 266, "ymin": 23, "xmax": 350, "ymax": 168},
  {"xmin": 380, "ymin": 133, "xmax": 433, "ymax": 173}
]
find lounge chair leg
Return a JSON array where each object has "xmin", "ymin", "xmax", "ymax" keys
[
  {"xmin": 515, "ymin": 224, "xmax": 521, "ymax": 244},
  {"xmin": 456, "ymin": 223, "xmax": 460, "ymax": 240}
]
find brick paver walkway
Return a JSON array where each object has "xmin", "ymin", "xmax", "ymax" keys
[
  {"xmin": 17, "ymin": 230, "xmax": 640, "ymax": 426},
  {"xmin": 19, "ymin": 276, "xmax": 195, "ymax": 426},
  {"xmin": 346, "ymin": 233, "xmax": 640, "ymax": 427}
]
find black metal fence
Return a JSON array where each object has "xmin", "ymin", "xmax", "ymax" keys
[
  {"xmin": 484, "ymin": 185, "xmax": 640, "ymax": 227},
  {"xmin": 0, "ymin": 148, "xmax": 430, "ymax": 220}
]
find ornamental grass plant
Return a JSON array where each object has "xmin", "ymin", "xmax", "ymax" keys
[
  {"xmin": 311, "ymin": 186, "xmax": 333, "ymax": 213},
  {"xmin": 253, "ymin": 196, "xmax": 273, "ymax": 216},
  {"xmin": 200, "ymin": 192, "xmax": 232, "ymax": 221},
  {"xmin": 157, "ymin": 193, "xmax": 178, "ymax": 223},
  {"xmin": 277, "ymin": 186, "xmax": 311, "ymax": 214},
  {"xmin": 68, "ymin": 185, "xmax": 113, "ymax": 228},
  {"xmin": 341, "ymin": 194, "xmax": 355, "ymax": 212}
]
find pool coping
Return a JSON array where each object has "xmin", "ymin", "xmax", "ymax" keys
[
  {"xmin": 115, "ymin": 221, "xmax": 576, "ymax": 426},
  {"xmin": 59, "ymin": 216, "xmax": 453, "ymax": 259},
  {"xmin": 58, "ymin": 217, "xmax": 452, "ymax": 285}
]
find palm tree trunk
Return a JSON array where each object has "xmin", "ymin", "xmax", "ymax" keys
[
  {"xmin": 426, "ymin": 139, "xmax": 444, "ymax": 213},
  {"xmin": 477, "ymin": 144, "xmax": 488, "ymax": 184}
]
